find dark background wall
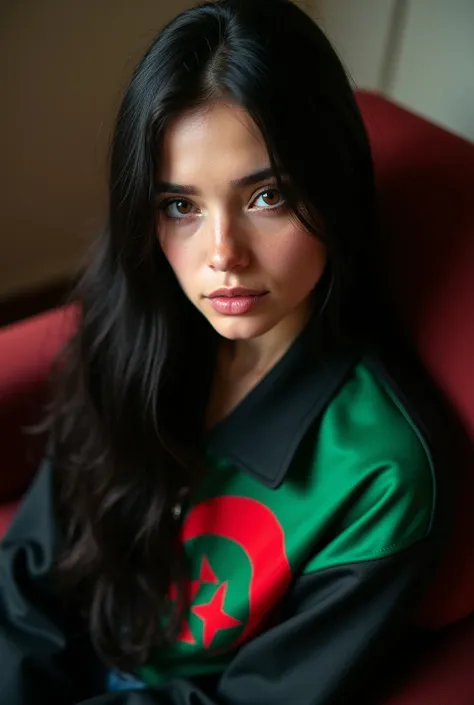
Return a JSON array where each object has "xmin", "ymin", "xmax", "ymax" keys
[{"xmin": 0, "ymin": 0, "xmax": 194, "ymax": 321}]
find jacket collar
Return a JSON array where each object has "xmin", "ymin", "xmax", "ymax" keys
[{"xmin": 205, "ymin": 322, "xmax": 359, "ymax": 488}]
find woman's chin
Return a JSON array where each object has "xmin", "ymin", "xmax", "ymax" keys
[{"xmin": 206, "ymin": 314, "xmax": 277, "ymax": 342}]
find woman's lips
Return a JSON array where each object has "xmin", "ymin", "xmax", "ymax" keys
[{"xmin": 206, "ymin": 289, "xmax": 268, "ymax": 315}]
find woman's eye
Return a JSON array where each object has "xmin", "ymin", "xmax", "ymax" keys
[
  {"xmin": 161, "ymin": 199, "xmax": 197, "ymax": 219},
  {"xmin": 252, "ymin": 188, "xmax": 285, "ymax": 209}
]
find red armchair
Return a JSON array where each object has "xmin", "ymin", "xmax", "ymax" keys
[{"xmin": 1, "ymin": 93, "xmax": 473, "ymax": 702}]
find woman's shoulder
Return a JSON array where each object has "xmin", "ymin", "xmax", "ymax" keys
[
  {"xmin": 301, "ymin": 351, "xmax": 440, "ymax": 572},
  {"xmin": 324, "ymin": 354, "xmax": 436, "ymax": 481}
]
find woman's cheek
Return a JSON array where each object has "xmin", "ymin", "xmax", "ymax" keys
[
  {"xmin": 159, "ymin": 223, "xmax": 181, "ymax": 266},
  {"xmin": 260, "ymin": 220, "xmax": 326, "ymax": 273},
  {"xmin": 159, "ymin": 227, "xmax": 197, "ymax": 293}
]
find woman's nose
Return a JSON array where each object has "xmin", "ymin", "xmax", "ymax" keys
[{"xmin": 207, "ymin": 214, "xmax": 250, "ymax": 273}]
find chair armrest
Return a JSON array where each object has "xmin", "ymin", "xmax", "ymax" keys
[
  {"xmin": 0, "ymin": 306, "xmax": 76, "ymax": 501},
  {"xmin": 383, "ymin": 616, "xmax": 474, "ymax": 705}
]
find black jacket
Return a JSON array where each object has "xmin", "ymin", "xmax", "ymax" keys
[{"xmin": 0, "ymin": 337, "xmax": 449, "ymax": 705}]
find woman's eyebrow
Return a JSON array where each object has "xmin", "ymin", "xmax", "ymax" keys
[
  {"xmin": 156, "ymin": 166, "xmax": 276, "ymax": 196},
  {"xmin": 230, "ymin": 166, "xmax": 275, "ymax": 188},
  {"xmin": 156, "ymin": 182, "xmax": 198, "ymax": 196}
]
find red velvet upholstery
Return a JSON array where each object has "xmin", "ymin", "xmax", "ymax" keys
[
  {"xmin": 357, "ymin": 92, "xmax": 474, "ymax": 439},
  {"xmin": 384, "ymin": 617, "xmax": 474, "ymax": 705},
  {"xmin": 0, "ymin": 500, "xmax": 19, "ymax": 538},
  {"xmin": 0, "ymin": 305, "xmax": 77, "ymax": 502},
  {"xmin": 0, "ymin": 93, "xmax": 473, "ymax": 701},
  {"xmin": 357, "ymin": 92, "xmax": 474, "ymax": 630}
]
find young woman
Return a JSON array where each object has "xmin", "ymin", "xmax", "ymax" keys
[{"xmin": 0, "ymin": 1, "xmax": 448, "ymax": 703}]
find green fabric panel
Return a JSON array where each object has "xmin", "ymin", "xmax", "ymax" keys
[
  {"xmin": 302, "ymin": 364, "xmax": 435, "ymax": 574},
  {"xmin": 197, "ymin": 362, "xmax": 435, "ymax": 574}
]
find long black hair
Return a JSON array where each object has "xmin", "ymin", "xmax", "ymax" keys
[{"xmin": 48, "ymin": 0, "xmax": 382, "ymax": 673}]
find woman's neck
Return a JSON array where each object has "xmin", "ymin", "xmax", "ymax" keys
[
  {"xmin": 228, "ymin": 302, "xmax": 312, "ymax": 374},
  {"xmin": 206, "ymin": 303, "xmax": 313, "ymax": 429}
]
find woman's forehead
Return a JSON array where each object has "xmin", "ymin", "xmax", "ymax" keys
[{"xmin": 159, "ymin": 102, "xmax": 270, "ymax": 190}]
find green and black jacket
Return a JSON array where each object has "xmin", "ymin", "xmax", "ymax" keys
[{"xmin": 0, "ymin": 324, "xmax": 448, "ymax": 704}]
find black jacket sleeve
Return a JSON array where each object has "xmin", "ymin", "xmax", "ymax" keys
[
  {"xmin": 0, "ymin": 460, "xmax": 102, "ymax": 705},
  {"xmin": 1, "ymin": 462, "xmax": 440, "ymax": 705},
  {"xmin": 82, "ymin": 545, "xmax": 438, "ymax": 705}
]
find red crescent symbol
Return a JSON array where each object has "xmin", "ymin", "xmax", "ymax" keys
[{"xmin": 181, "ymin": 496, "xmax": 292, "ymax": 646}]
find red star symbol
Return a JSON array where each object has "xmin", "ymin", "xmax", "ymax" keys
[
  {"xmin": 192, "ymin": 582, "xmax": 242, "ymax": 649},
  {"xmin": 172, "ymin": 555, "xmax": 221, "ymax": 645}
]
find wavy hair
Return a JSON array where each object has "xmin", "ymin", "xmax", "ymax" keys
[{"xmin": 47, "ymin": 0, "xmax": 380, "ymax": 673}]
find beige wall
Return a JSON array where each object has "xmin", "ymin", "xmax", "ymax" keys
[
  {"xmin": 316, "ymin": 0, "xmax": 398, "ymax": 91},
  {"xmin": 389, "ymin": 0, "xmax": 474, "ymax": 141},
  {"xmin": 0, "ymin": 0, "xmax": 193, "ymax": 300},
  {"xmin": 317, "ymin": 0, "xmax": 474, "ymax": 142}
]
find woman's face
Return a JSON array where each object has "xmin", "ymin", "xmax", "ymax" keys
[{"xmin": 157, "ymin": 101, "xmax": 326, "ymax": 343}]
